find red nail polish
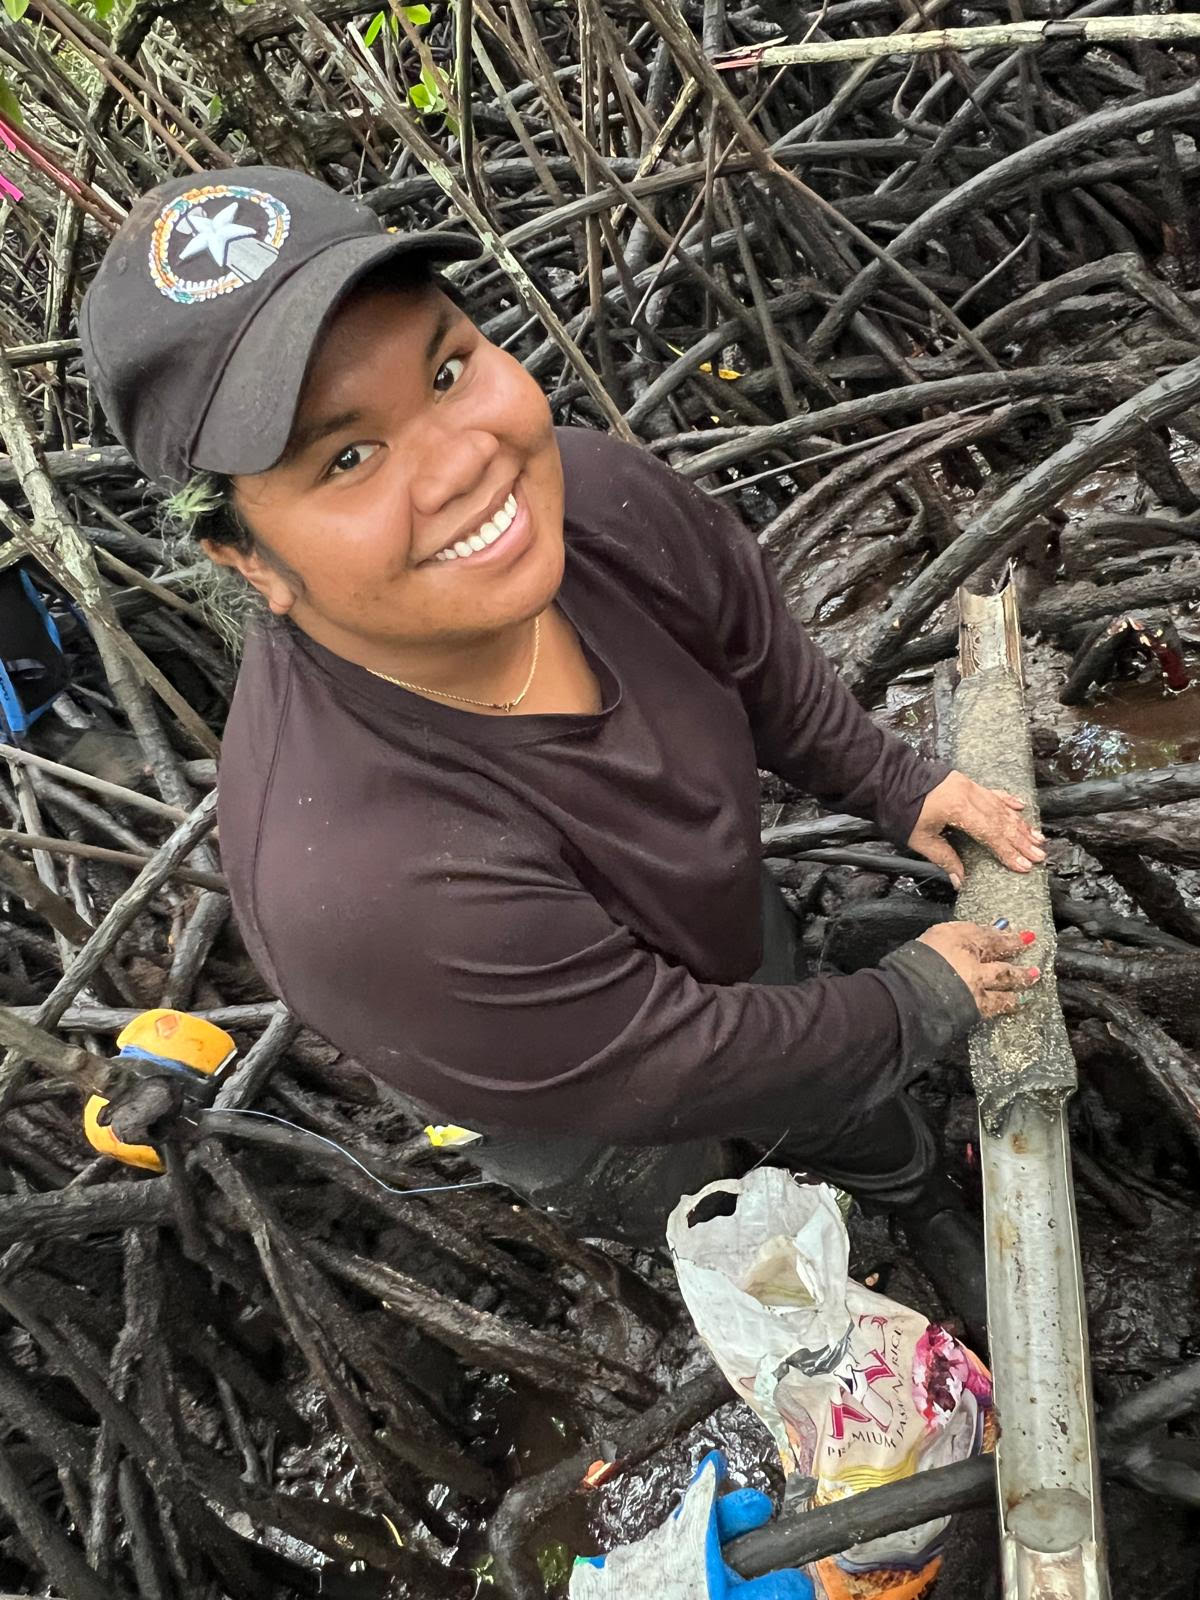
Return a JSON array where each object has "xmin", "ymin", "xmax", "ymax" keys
[
  {"xmin": 1020, "ymin": 931, "xmax": 1036, "ymax": 946},
  {"xmin": 1028, "ymin": 965, "xmax": 1041, "ymax": 979}
]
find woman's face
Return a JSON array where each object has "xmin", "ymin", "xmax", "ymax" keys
[{"xmin": 214, "ymin": 278, "xmax": 565, "ymax": 658}]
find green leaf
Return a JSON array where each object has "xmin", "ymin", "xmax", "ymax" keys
[
  {"xmin": 363, "ymin": 9, "xmax": 386, "ymax": 46},
  {"xmin": 408, "ymin": 81, "xmax": 432, "ymax": 109},
  {"xmin": 536, "ymin": 1544, "xmax": 571, "ymax": 1588},
  {"xmin": 403, "ymin": 4, "xmax": 432, "ymax": 22},
  {"xmin": 2, "ymin": 0, "xmax": 29, "ymax": 21},
  {"xmin": 0, "ymin": 71, "xmax": 21, "ymax": 125},
  {"xmin": 93, "ymin": 0, "xmax": 115, "ymax": 19},
  {"xmin": 207, "ymin": 92, "xmax": 222, "ymax": 119},
  {"xmin": 419, "ymin": 64, "xmax": 441, "ymax": 93}
]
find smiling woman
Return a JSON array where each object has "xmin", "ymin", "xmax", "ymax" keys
[
  {"xmin": 208, "ymin": 271, "xmax": 582, "ymax": 715},
  {"xmin": 81, "ymin": 166, "xmax": 1044, "ymax": 1317}
]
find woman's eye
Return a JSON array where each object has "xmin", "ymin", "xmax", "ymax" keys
[
  {"xmin": 434, "ymin": 355, "xmax": 465, "ymax": 393},
  {"xmin": 328, "ymin": 442, "xmax": 379, "ymax": 477}
]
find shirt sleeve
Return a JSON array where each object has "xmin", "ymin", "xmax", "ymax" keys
[
  {"xmin": 655, "ymin": 457, "xmax": 951, "ymax": 845},
  {"xmin": 258, "ymin": 830, "xmax": 977, "ymax": 1144}
]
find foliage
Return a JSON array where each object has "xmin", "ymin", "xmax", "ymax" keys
[
  {"xmin": 0, "ymin": 69, "xmax": 21, "ymax": 125},
  {"xmin": 364, "ymin": 4, "xmax": 433, "ymax": 48},
  {"xmin": 409, "ymin": 62, "xmax": 447, "ymax": 114},
  {"xmin": 5, "ymin": 0, "xmax": 131, "ymax": 23}
]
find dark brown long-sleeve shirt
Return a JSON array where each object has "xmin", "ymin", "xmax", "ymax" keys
[{"xmin": 218, "ymin": 427, "xmax": 974, "ymax": 1142}]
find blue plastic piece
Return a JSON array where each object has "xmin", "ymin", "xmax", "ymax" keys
[
  {"xmin": 115, "ymin": 1043, "xmax": 214, "ymax": 1085},
  {"xmin": 575, "ymin": 1450, "xmax": 814, "ymax": 1598},
  {"xmin": 19, "ymin": 570, "xmax": 62, "ymax": 651},
  {"xmin": 0, "ymin": 571, "xmax": 66, "ymax": 740}
]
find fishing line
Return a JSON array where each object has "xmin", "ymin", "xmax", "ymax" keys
[{"xmin": 188, "ymin": 1107, "xmax": 500, "ymax": 1198}]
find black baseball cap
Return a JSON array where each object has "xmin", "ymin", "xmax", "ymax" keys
[{"xmin": 80, "ymin": 165, "xmax": 479, "ymax": 489}]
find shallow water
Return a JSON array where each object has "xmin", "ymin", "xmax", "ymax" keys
[
  {"xmin": 1050, "ymin": 675, "xmax": 1200, "ymax": 781},
  {"xmin": 886, "ymin": 643, "xmax": 1199, "ymax": 784}
]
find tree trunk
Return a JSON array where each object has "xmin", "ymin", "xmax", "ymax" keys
[{"xmin": 163, "ymin": 1, "xmax": 321, "ymax": 174}]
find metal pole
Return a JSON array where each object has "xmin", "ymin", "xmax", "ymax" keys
[
  {"xmin": 982, "ymin": 1101, "xmax": 1108, "ymax": 1598},
  {"xmin": 954, "ymin": 583, "xmax": 1108, "ymax": 1600}
]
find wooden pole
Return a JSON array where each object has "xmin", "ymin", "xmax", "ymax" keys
[{"xmin": 714, "ymin": 14, "xmax": 1200, "ymax": 70}]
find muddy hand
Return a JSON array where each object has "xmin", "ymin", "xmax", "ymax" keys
[
  {"xmin": 908, "ymin": 771, "xmax": 1046, "ymax": 889},
  {"xmin": 918, "ymin": 922, "xmax": 1042, "ymax": 1019}
]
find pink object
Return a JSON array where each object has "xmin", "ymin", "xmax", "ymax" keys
[
  {"xmin": 0, "ymin": 117, "xmax": 24, "ymax": 204},
  {"xmin": 912, "ymin": 1323, "xmax": 993, "ymax": 1427}
]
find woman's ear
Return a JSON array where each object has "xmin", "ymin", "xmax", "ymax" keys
[{"xmin": 200, "ymin": 538, "xmax": 299, "ymax": 616}]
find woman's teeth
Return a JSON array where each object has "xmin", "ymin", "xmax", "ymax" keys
[{"xmin": 434, "ymin": 493, "xmax": 518, "ymax": 562}]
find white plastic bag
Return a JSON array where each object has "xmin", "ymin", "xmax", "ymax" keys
[{"xmin": 668, "ymin": 1168, "xmax": 992, "ymax": 1600}]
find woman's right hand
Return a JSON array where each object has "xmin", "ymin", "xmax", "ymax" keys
[{"xmin": 916, "ymin": 922, "xmax": 1041, "ymax": 1019}]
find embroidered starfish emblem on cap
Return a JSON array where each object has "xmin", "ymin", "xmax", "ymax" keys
[
  {"xmin": 176, "ymin": 200, "xmax": 257, "ymax": 268},
  {"xmin": 148, "ymin": 184, "xmax": 291, "ymax": 304}
]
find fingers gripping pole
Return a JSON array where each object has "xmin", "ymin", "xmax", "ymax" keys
[{"xmin": 953, "ymin": 582, "xmax": 1108, "ymax": 1599}]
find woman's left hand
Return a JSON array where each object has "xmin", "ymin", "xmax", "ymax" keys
[{"xmin": 908, "ymin": 770, "xmax": 1046, "ymax": 890}]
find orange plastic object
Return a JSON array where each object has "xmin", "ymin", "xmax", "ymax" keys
[
  {"xmin": 581, "ymin": 1460, "xmax": 618, "ymax": 1490},
  {"xmin": 83, "ymin": 1098, "xmax": 166, "ymax": 1171},
  {"xmin": 83, "ymin": 1010, "xmax": 237, "ymax": 1170},
  {"xmin": 116, "ymin": 1009, "xmax": 237, "ymax": 1076}
]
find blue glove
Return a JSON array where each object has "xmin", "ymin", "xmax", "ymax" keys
[{"xmin": 568, "ymin": 1449, "xmax": 814, "ymax": 1599}]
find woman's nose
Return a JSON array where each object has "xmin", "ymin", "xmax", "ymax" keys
[{"xmin": 408, "ymin": 424, "xmax": 500, "ymax": 515}]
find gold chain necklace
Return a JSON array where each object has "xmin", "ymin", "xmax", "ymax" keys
[{"xmin": 365, "ymin": 616, "xmax": 541, "ymax": 713}]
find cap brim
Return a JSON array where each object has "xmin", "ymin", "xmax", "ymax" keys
[{"xmin": 189, "ymin": 230, "xmax": 479, "ymax": 478}]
